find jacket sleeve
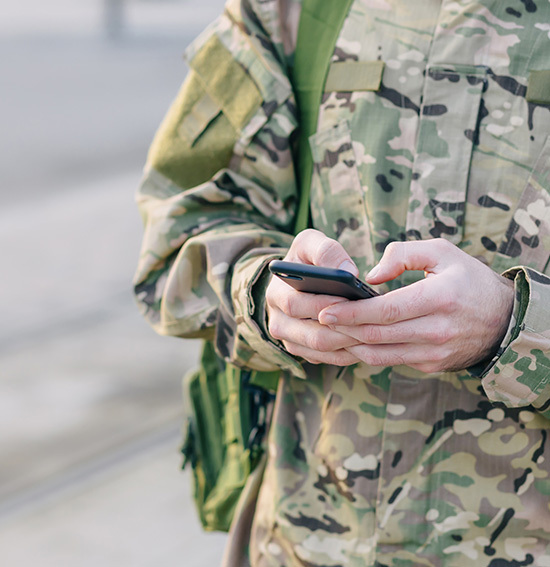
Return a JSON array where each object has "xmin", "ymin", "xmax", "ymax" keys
[
  {"xmin": 479, "ymin": 267, "xmax": 550, "ymax": 420},
  {"xmin": 133, "ymin": 1, "xmax": 304, "ymax": 376}
]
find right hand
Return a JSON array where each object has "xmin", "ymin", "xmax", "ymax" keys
[{"xmin": 265, "ymin": 229, "xmax": 362, "ymax": 365}]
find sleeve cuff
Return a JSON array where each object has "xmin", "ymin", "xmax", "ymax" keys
[
  {"xmin": 467, "ymin": 268, "xmax": 525, "ymax": 378},
  {"xmin": 231, "ymin": 249, "xmax": 306, "ymax": 378},
  {"xmin": 480, "ymin": 267, "xmax": 550, "ymax": 412}
]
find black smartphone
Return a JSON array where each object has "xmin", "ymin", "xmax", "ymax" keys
[{"xmin": 268, "ymin": 260, "xmax": 379, "ymax": 300}]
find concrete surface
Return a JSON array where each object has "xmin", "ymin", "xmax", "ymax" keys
[
  {"xmin": 1, "ymin": 0, "xmax": 230, "ymax": 565},
  {"xmin": 0, "ymin": 443, "xmax": 228, "ymax": 566}
]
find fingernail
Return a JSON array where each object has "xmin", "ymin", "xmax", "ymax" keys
[
  {"xmin": 321, "ymin": 313, "xmax": 337, "ymax": 325},
  {"xmin": 367, "ymin": 264, "xmax": 380, "ymax": 279},
  {"xmin": 338, "ymin": 260, "xmax": 358, "ymax": 275}
]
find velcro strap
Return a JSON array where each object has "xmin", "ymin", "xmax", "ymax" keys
[
  {"xmin": 526, "ymin": 70, "xmax": 550, "ymax": 105},
  {"xmin": 324, "ymin": 60, "xmax": 385, "ymax": 92},
  {"xmin": 190, "ymin": 34, "xmax": 262, "ymax": 131},
  {"xmin": 178, "ymin": 90, "xmax": 220, "ymax": 143}
]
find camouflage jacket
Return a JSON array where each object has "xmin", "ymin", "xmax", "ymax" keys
[{"xmin": 134, "ymin": 1, "xmax": 550, "ymax": 565}]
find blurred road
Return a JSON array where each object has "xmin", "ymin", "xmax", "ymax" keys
[{"xmin": 1, "ymin": 1, "xmax": 229, "ymax": 565}]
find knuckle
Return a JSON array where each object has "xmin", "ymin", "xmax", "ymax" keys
[
  {"xmin": 293, "ymin": 228, "xmax": 309, "ymax": 244},
  {"xmin": 299, "ymin": 228, "xmax": 319, "ymax": 240},
  {"xmin": 284, "ymin": 341, "xmax": 300, "ymax": 356},
  {"xmin": 299, "ymin": 351, "xmax": 322, "ymax": 364},
  {"xmin": 424, "ymin": 348, "xmax": 451, "ymax": 369},
  {"xmin": 360, "ymin": 325, "xmax": 383, "ymax": 344},
  {"xmin": 307, "ymin": 334, "xmax": 321, "ymax": 352},
  {"xmin": 384, "ymin": 240, "xmax": 401, "ymax": 255},
  {"xmin": 279, "ymin": 294, "xmax": 295, "ymax": 317},
  {"xmin": 294, "ymin": 228, "xmax": 321, "ymax": 249},
  {"xmin": 308, "ymin": 333, "xmax": 329, "ymax": 353},
  {"xmin": 429, "ymin": 350, "xmax": 447, "ymax": 363},
  {"xmin": 326, "ymin": 351, "xmax": 354, "ymax": 367},
  {"xmin": 393, "ymin": 352, "xmax": 407, "ymax": 366},
  {"xmin": 383, "ymin": 241, "xmax": 401, "ymax": 261},
  {"xmin": 433, "ymin": 237, "xmax": 453, "ymax": 252},
  {"xmin": 345, "ymin": 306, "xmax": 359, "ymax": 326},
  {"xmin": 289, "ymin": 229, "xmax": 318, "ymax": 256},
  {"xmin": 315, "ymin": 237, "xmax": 340, "ymax": 264},
  {"xmin": 381, "ymin": 300, "xmax": 401, "ymax": 323},
  {"xmin": 441, "ymin": 323, "xmax": 457, "ymax": 344},
  {"xmin": 434, "ymin": 289, "xmax": 456, "ymax": 314},
  {"xmin": 415, "ymin": 362, "xmax": 439, "ymax": 374},
  {"xmin": 268, "ymin": 319, "xmax": 282, "ymax": 341},
  {"xmin": 362, "ymin": 351, "xmax": 386, "ymax": 367},
  {"xmin": 429, "ymin": 332, "xmax": 446, "ymax": 346},
  {"xmin": 428, "ymin": 323, "xmax": 453, "ymax": 345},
  {"xmin": 265, "ymin": 283, "xmax": 278, "ymax": 307},
  {"xmin": 415, "ymin": 350, "xmax": 449, "ymax": 372}
]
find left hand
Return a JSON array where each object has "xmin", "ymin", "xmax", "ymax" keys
[{"xmin": 317, "ymin": 239, "xmax": 515, "ymax": 373}]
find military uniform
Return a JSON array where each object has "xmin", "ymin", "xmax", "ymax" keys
[{"xmin": 134, "ymin": 1, "xmax": 550, "ymax": 565}]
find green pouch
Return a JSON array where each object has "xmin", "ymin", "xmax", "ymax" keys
[{"xmin": 181, "ymin": 340, "xmax": 276, "ymax": 532}]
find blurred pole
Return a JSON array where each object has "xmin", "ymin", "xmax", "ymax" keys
[{"xmin": 104, "ymin": 0, "xmax": 125, "ymax": 40}]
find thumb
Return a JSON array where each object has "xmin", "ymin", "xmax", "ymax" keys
[
  {"xmin": 291, "ymin": 229, "xmax": 359, "ymax": 275},
  {"xmin": 365, "ymin": 240, "xmax": 451, "ymax": 284}
]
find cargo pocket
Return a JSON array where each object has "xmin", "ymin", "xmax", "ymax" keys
[
  {"xmin": 147, "ymin": 32, "xmax": 264, "ymax": 190},
  {"xmin": 492, "ymin": 135, "xmax": 550, "ymax": 273},
  {"xmin": 308, "ymin": 120, "xmax": 375, "ymax": 267},
  {"xmin": 406, "ymin": 65, "xmax": 488, "ymax": 244}
]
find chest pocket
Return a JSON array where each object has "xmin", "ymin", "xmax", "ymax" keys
[
  {"xmin": 492, "ymin": 135, "xmax": 550, "ymax": 274},
  {"xmin": 308, "ymin": 120, "xmax": 376, "ymax": 269},
  {"xmin": 406, "ymin": 65, "xmax": 487, "ymax": 245}
]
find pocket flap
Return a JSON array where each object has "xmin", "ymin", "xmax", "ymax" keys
[
  {"xmin": 308, "ymin": 120, "xmax": 376, "ymax": 268},
  {"xmin": 493, "ymin": 136, "xmax": 550, "ymax": 273},
  {"xmin": 406, "ymin": 64, "xmax": 488, "ymax": 244}
]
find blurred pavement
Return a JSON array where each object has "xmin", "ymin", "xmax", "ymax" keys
[{"xmin": 1, "ymin": 1, "xmax": 229, "ymax": 565}]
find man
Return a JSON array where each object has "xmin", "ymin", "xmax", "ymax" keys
[{"xmin": 134, "ymin": 1, "xmax": 550, "ymax": 565}]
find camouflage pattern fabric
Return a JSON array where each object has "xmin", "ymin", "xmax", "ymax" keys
[{"xmin": 134, "ymin": 0, "xmax": 550, "ymax": 565}]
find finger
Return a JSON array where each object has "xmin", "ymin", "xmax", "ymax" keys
[
  {"xmin": 268, "ymin": 310, "xmax": 362, "ymax": 351},
  {"xmin": 346, "ymin": 342, "xmax": 449, "ymax": 370},
  {"xmin": 284, "ymin": 340, "xmax": 361, "ymax": 366},
  {"xmin": 267, "ymin": 277, "xmax": 349, "ymax": 320},
  {"xmin": 289, "ymin": 229, "xmax": 359, "ymax": 275},
  {"xmin": 365, "ymin": 239, "xmax": 458, "ymax": 285},
  {"xmin": 318, "ymin": 279, "xmax": 437, "ymax": 326},
  {"xmin": 330, "ymin": 315, "xmax": 452, "ymax": 345}
]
